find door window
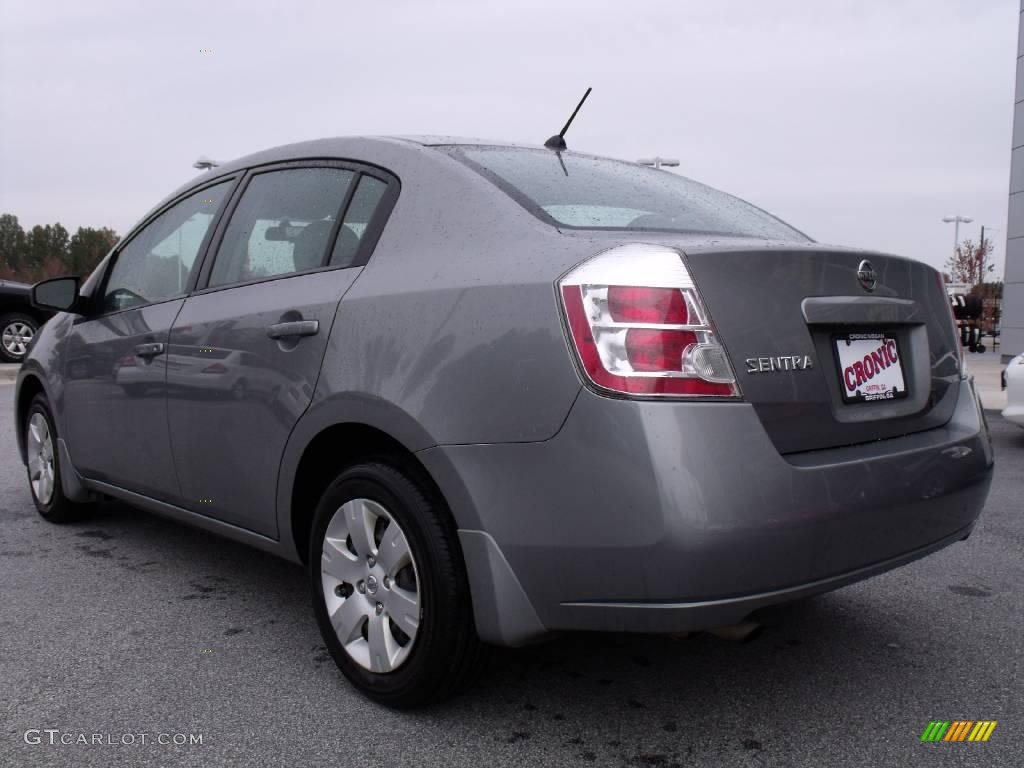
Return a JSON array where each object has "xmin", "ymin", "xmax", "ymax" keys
[
  {"xmin": 102, "ymin": 181, "xmax": 232, "ymax": 313},
  {"xmin": 207, "ymin": 168, "xmax": 356, "ymax": 288}
]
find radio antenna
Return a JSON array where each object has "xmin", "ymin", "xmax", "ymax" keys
[{"xmin": 544, "ymin": 87, "xmax": 592, "ymax": 151}]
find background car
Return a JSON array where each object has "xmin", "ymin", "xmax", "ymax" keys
[
  {"xmin": 1003, "ymin": 353, "xmax": 1024, "ymax": 427},
  {"xmin": 0, "ymin": 279, "xmax": 54, "ymax": 363}
]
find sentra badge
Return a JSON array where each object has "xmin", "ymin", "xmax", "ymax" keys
[{"xmin": 745, "ymin": 355, "xmax": 814, "ymax": 374}]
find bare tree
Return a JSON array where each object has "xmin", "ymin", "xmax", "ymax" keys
[{"xmin": 945, "ymin": 237, "xmax": 994, "ymax": 286}]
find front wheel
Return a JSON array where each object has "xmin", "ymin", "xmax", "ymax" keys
[
  {"xmin": 308, "ymin": 462, "xmax": 483, "ymax": 707},
  {"xmin": 25, "ymin": 395, "xmax": 93, "ymax": 522}
]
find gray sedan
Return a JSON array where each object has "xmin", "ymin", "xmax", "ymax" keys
[{"xmin": 14, "ymin": 136, "xmax": 993, "ymax": 707}]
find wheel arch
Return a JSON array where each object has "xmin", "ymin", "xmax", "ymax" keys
[
  {"xmin": 279, "ymin": 395, "xmax": 451, "ymax": 566},
  {"xmin": 15, "ymin": 372, "xmax": 47, "ymax": 463}
]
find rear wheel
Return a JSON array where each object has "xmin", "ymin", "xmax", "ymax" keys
[
  {"xmin": 25, "ymin": 395, "xmax": 93, "ymax": 522},
  {"xmin": 308, "ymin": 461, "xmax": 483, "ymax": 707},
  {"xmin": 0, "ymin": 313, "xmax": 38, "ymax": 363}
]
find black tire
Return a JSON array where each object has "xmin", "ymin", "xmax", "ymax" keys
[
  {"xmin": 25, "ymin": 395, "xmax": 93, "ymax": 523},
  {"xmin": 0, "ymin": 312, "xmax": 39, "ymax": 363},
  {"xmin": 308, "ymin": 461, "xmax": 483, "ymax": 708}
]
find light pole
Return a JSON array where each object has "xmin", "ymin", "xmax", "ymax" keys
[
  {"xmin": 638, "ymin": 157, "xmax": 680, "ymax": 170},
  {"xmin": 193, "ymin": 155, "xmax": 221, "ymax": 171},
  {"xmin": 942, "ymin": 215, "xmax": 973, "ymax": 256}
]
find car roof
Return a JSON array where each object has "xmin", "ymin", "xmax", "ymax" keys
[
  {"xmin": 123, "ymin": 136, "xmax": 542, "ymax": 246},
  {"xmin": 392, "ymin": 135, "xmax": 548, "ymax": 149},
  {"xmin": 205, "ymin": 135, "xmax": 539, "ymax": 176},
  {"xmin": 167, "ymin": 135, "xmax": 544, "ymax": 200}
]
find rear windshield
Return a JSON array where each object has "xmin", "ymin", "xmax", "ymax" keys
[{"xmin": 448, "ymin": 146, "xmax": 808, "ymax": 241}]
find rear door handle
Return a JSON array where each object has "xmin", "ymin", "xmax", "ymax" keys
[
  {"xmin": 134, "ymin": 342, "xmax": 165, "ymax": 358},
  {"xmin": 266, "ymin": 320, "xmax": 319, "ymax": 340}
]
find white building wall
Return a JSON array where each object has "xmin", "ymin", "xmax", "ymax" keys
[{"xmin": 1004, "ymin": 0, "xmax": 1024, "ymax": 360}]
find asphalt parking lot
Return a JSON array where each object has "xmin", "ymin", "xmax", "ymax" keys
[{"xmin": 1, "ymin": 392, "xmax": 1021, "ymax": 768}]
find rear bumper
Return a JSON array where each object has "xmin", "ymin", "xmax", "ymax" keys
[
  {"xmin": 552, "ymin": 520, "xmax": 978, "ymax": 634},
  {"xmin": 1004, "ymin": 361, "xmax": 1024, "ymax": 425},
  {"xmin": 420, "ymin": 378, "xmax": 993, "ymax": 646}
]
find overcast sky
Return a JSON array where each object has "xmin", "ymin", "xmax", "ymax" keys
[{"xmin": 0, "ymin": 0, "xmax": 1017, "ymax": 276}]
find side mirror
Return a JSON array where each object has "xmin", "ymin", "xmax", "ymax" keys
[{"xmin": 32, "ymin": 276, "xmax": 81, "ymax": 313}]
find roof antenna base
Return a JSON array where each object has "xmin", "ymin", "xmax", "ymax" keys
[{"xmin": 543, "ymin": 87, "xmax": 592, "ymax": 152}]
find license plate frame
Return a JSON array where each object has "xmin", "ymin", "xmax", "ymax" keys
[{"xmin": 832, "ymin": 332, "xmax": 908, "ymax": 404}]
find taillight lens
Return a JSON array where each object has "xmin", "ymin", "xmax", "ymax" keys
[
  {"xmin": 202, "ymin": 362, "xmax": 228, "ymax": 374},
  {"xmin": 559, "ymin": 244, "xmax": 739, "ymax": 397}
]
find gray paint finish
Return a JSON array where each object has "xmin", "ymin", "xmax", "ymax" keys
[
  {"xmin": 14, "ymin": 135, "xmax": 994, "ymax": 647},
  {"xmin": 165, "ymin": 268, "xmax": 362, "ymax": 537},
  {"xmin": 63, "ymin": 299, "xmax": 186, "ymax": 501},
  {"xmin": 420, "ymin": 378, "xmax": 990, "ymax": 636}
]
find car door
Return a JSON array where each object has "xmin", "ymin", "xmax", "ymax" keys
[
  {"xmin": 166, "ymin": 162, "xmax": 395, "ymax": 536},
  {"xmin": 62, "ymin": 179, "xmax": 235, "ymax": 500}
]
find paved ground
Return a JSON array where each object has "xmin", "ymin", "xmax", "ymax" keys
[{"xmin": 0, "ymin": 386, "xmax": 1021, "ymax": 768}]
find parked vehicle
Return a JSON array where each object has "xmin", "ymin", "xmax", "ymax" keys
[
  {"xmin": 0, "ymin": 280, "xmax": 54, "ymax": 363},
  {"xmin": 1004, "ymin": 353, "xmax": 1024, "ymax": 427},
  {"xmin": 14, "ymin": 137, "xmax": 994, "ymax": 707}
]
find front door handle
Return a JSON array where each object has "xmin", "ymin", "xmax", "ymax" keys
[
  {"xmin": 266, "ymin": 320, "xmax": 319, "ymax": 340},
  {"xmin": 134, "ymin": 342, "xmax": 165, "ymax": 358}
]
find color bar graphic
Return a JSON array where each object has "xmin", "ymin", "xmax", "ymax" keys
[
  {"xmin": 921, "ymin": 720, "xmax": 996, "ymax": 742},
  {"xmin": 921, "ymin": 721, "xmax": 950, "ymax": 742}
]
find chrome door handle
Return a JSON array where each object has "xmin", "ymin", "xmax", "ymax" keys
[
  {"xmin": 266, "ymin": 319, "xmax": 319, "ymax": 340},
  {"xmin": 134, "ymin": 342, "xmax": 165, "ymax": 358}
]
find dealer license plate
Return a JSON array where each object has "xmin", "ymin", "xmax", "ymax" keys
[{"xmin": 834, "ymin": 332, "xmax": 908, "ymax": 404}]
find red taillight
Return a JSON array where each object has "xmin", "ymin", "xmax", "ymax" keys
[
  {"xmin": 607, "ymin": 286, "xmax": 689, "ymax": 324},
  {"xmin": 559, "ymin": 245, "xmax": 738, "ymax": 398},
  {"xmin": 202, "ymin": 362, "xmax": 228, "ymax": 374}
]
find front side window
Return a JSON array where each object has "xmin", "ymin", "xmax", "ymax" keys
[
  {"xmin": 448, "ymin": 146, "xmax": 809, "ymax": 241},
  {"xmin": 102, "ymin": 181, "xmax": 232, "ymax": 313},
  {"xmin": 207, "ymin": 168, "xmax": 355, "ymax": 288}
]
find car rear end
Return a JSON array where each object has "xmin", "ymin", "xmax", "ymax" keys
[
  {"xmin": 417, "ymin": 144, "xmax": 995, "ymax": 644},
  {"xmin": 1004, "ymin": 353, "xmax": 1024, "ymax": 426}
]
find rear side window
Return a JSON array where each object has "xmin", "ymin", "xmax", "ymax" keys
[
  {"xmin": 449, "ymin": 146, "xmax": 808, "ymax": 241},
  {"xmin": 329, "ymin": 175, "xmax": 388, "ymax": 268},
  {"xmin": 208, "ymin": 168, "xmax": 355, "ymax": 288}
]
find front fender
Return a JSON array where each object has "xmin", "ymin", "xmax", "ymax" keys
[{"xmin": 14, "ymin": 313, "xmax": 73, "ymax": 462}]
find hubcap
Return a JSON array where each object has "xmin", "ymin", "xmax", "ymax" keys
[
  {"xmin": 320, "ymin": 498, "xmax": 421, "ymax": 673},
  {"xmin": 2, "ymin": 321, "xmax": 34, "ymax": 358},
  {"xmin": 26, "ymin": 412, "xmax": 55, "ymax": 505}
]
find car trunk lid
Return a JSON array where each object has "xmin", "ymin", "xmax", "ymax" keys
[{"xmin": 683, "ymin": 244, "xmax": 961, "ymax": 454}]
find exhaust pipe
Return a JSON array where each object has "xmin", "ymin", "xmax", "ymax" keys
[{"xmin": 706, "ymin": 621, "xmax": 763, "ymax": 643}]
